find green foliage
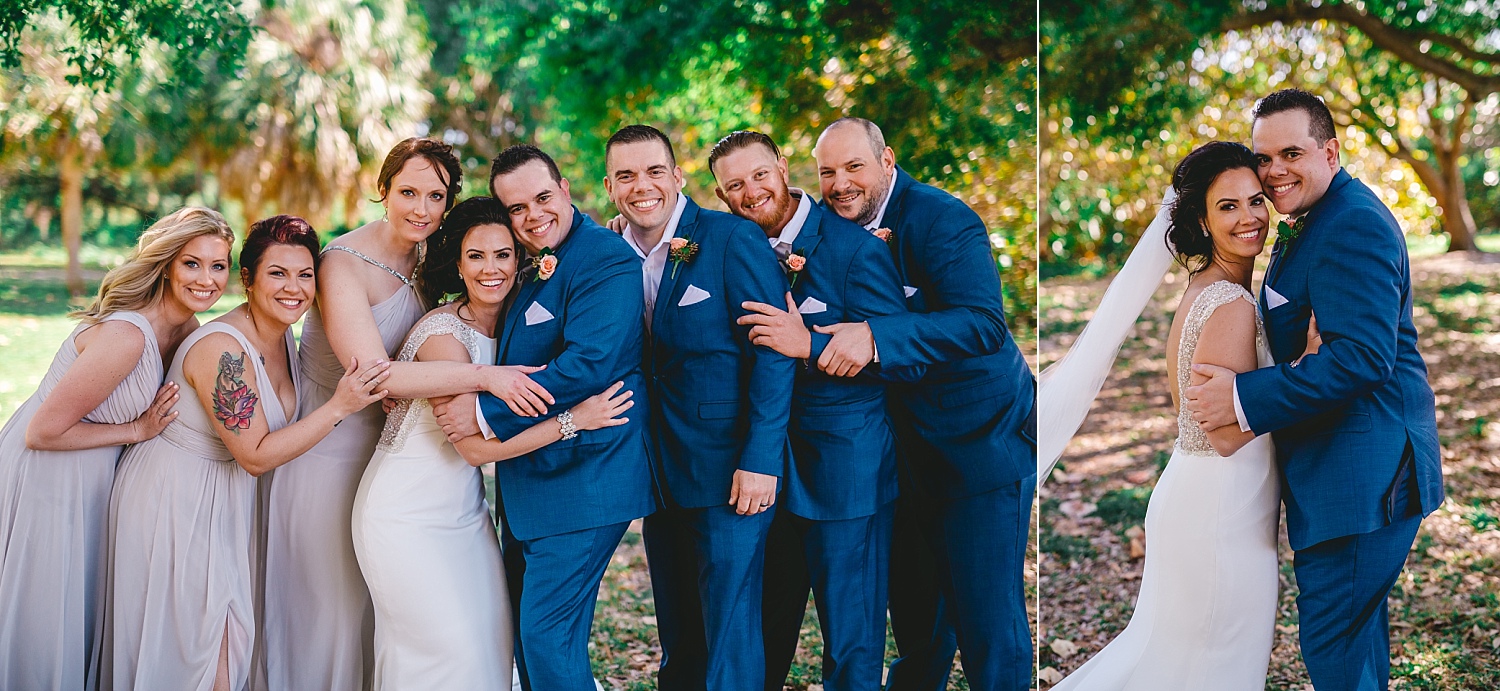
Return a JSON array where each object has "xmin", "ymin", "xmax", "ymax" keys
[
  {"xmin": 0, "ymin": 0, "xmax": 251, "ymax": 88},
  {"xmin": 421, "ymin": 0, "xmax": 1037, "ymax": 325}
]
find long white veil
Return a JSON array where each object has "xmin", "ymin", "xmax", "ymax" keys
[{"xmin": 1038, "ymin": 188, "xmax": 1177, "ymax": 484}]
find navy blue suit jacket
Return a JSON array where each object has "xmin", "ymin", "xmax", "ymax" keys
[
  {"xmin": 643, "ymin": 196, "xmax": 796, "ymax": 509},
  {"xmin": 857, "ymin": 167, "xmax": 1037, "ymax": 498},
  {"xmin": 1237, "ymin": 170, "xmax": 1441, "ymax": 550},
  {"xmin": 783, "ymin": 200, "xmax": 919, "ymax": 521},
  {"xmin": 480, "ymin": 209, "xmax": 657, "ymax": 541}
]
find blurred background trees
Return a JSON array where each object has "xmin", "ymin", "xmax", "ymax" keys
[
  {"xmin": 1042, "ymin": 0, "xmax": 1500, "ymax": 275},
  {"xmin": 0, "ymin": 0, "xmax": 1036, "ymax": 327}
]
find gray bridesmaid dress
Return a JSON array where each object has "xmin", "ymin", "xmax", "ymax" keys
[
  {"xmin": 0, "ymin": 311, "xmax": 162, "ymax": 690},
  {"xmin": 95, "ymin": 322, "xmax": 298, "ymax": 691},
  {"xmin": 258, "ymin": 247, "xmax": 425, "ymax": 690}
]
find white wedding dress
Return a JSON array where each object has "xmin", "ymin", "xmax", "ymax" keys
[
  {"xmin": 1053, "ymin": 280, "xmax": 1279, "ymax": 690},
  {"xmin": 351, "ymin": 313, "xmax": 513, "ymax": 691}
]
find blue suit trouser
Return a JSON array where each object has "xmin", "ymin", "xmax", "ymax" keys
[
  {"xmin": 501, "ymin": 520, "xmax": 631, "ymax": 691},
  {"xmin": 644, "ymin": 503, "xmax": 775, "ymax": 691},
  {"xmin": 885, "ymin": 474, "xmax": 1036, "ymax": 691},
  {"xmin": 762, "ymin": 502, "xmax": 895, "ymax": 691},
  {"xmin": 1294, "ymin": 447, "xmax": 1424, "ymax": 691}
]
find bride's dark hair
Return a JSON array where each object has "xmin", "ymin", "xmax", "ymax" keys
[
  {"xmin": 417, "ymin": 196, "xmax": 512, "ymax": 307},
  {"xmin": 1166, "ymin": 141, "xmax": 1258, "ymax": 274}
]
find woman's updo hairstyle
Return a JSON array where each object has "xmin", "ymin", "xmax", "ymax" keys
[
  {"xmin": 1166, "ymin": 141, "xmax": 1258, "ymax": 274},
  {"xmin": 240, "ymin": 215, "xmax": 322, "ymax": 287},
  {"xmin": 375, "ymin": 137, "xmax": 464, "ymax": 213},
  {"xmin": 417, "ymin": 196, "xmax": 512, "ymax": 307}
]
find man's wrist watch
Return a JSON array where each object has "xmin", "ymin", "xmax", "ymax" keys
[{"xmin": 558, "ymin": 410, "xmax": 578, "ymax": 440}]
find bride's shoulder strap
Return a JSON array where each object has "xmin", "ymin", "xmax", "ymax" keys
[{"xmin": 395, "ymin": 311, "xmax": 482, "ymax": 364}]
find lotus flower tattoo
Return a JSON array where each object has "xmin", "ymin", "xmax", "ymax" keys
[{"xmin": 213, "ymin": 351, "xmax": 258, "ymax": 433}]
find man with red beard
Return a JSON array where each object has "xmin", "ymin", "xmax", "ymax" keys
[
  {"xmin": 715, "ymin": 130, "xmax": 917, "ymax": 691},
  {"xmin": 813, "ymin": 118, "xmax": 1037, "ymax": 691}
]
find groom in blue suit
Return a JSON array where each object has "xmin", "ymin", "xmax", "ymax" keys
[
  {"xmin": 710, "ymin": 130, "xmax": 919, "ymax": 691},
  {"xmin": 812, "ymin": 118, "xmax": 1037, "ymax": 691},
  {"xmin": 1187, "ymin": 89, "xmax": 1441, "ymax": 691},
  {"xmin": 436, "ymin": 145, "xmax": 657, "ymax": 690},
  {"xmin": 605, "ymin": 125, "xmax": 795, "ymax": 691}
]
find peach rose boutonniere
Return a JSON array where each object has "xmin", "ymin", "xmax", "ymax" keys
[
  {"xmin": 669, "ymin": 236, "xmax": 698, "ymax": 279},
  {"xmin": 529, "ymin": 248, "xmax": 559, "ymax": 281},
  {"xmin": 783, "ymin": 249, "xmax": 807, "ymax": 288},
  {"xmin": 873, "ymin": 227, "xmax": 894, "ymax": 244}
]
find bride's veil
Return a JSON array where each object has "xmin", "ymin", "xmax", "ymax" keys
[{"xmin": 1038, "ymin": 188, "xmax": 1178, "ymax": 483}]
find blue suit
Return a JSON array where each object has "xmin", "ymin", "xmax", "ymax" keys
[
  {"xmin": 1237, "ymin": 170, "xmax": 1441, "ymax": 691},
  {"xmin": 479, "ymin": 208, "xmax": 657, "ymax": 691},
  {"xmin": 639, "ymin": 196, "xmax": 796, "ymax": 691},
  {"xmin": 760, "ymin": 200, "xmax": 919, "ymax": 691},
  {"xmin": 859, "ymin": 168, "xmax": 1036, "ymax": 691}
]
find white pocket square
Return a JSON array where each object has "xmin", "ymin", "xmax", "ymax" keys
[
  {"xmin": 1264, "ymin": 286, "xmax": 1290, "ymax": 309},
  {"xmin": 524, "ymin": 302, "xmax": 554, "ymax": 326},
  {"xmin": 797, "ymin": 296, "xmax": 828, "ymax": 315},
  {"xmin": 679, "ymin": 284, "xmax": 711, "ymax": 307},
  {"xmin": 903, "ymin": 285, "xmax": 918, "ymax": 298}
]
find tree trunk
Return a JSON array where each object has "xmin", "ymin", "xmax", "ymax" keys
[
  {"xmin": 58, "ymin": 133, "xmax": 86, "ymax": 296},
  {"xmin": 1436, "ymin": 151, "xmax": 1479, "ymax": 252}
]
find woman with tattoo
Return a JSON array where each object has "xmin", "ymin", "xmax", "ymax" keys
[
  {"xmin": 259, "ymin": 139, "xmax": 550, "ymax": 690},
  {"xmin": 350, "ymin": 197, "xmax": 633, "ymax": 689},
  {"xmin": 94, "ymin": 216, "xmax": 389, "ymax": 691},
  {"xmin": 0, "ymin": 208, "xmax": 234, "ymax": 689}
]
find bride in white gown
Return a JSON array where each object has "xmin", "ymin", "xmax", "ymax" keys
[
  {"xmin": 350, "ymin": 197, "xmax": 634, "ymax": 691},
  {"xmin": 1042, "ymin": 142, "xmax": 1320, "ymax": 690}
]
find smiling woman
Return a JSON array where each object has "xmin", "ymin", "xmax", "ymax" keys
[
  {"xmin": 95, "ymin": 215, "xmax": 391, "ymax": 690},
  {"xmin": 0, "ymin": 208, "xmax": 235, "ymax": 690}
]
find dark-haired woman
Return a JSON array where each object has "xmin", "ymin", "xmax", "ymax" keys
[
  {"xmin": 260, "ymin": 140, "xmax": 553, "ymax": 689},
  {"xmin": 0, "ymin": 208, "xmax": 234, "ymax": 690},
  {"xmin": 95, "ymin": 216, "xmax": 389, "ymax": 691},
  {"xmin": 1049, "ymin": 142, "xmax": 1318, "ymax": 690},
  {"xmin": 350, "ymin": 197, "xmax": 632, "ymax": 689}
]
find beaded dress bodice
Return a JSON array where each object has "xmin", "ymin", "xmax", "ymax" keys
[{"xmin": 1175, "ymin": 280, "xmax": 1267, "ymax": 457}]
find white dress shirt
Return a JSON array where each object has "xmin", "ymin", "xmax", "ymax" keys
[
  {"xmin": 864, "ymin": 173, "xmax": 897, "ymax": 231},
  {"xmin": 768, "ymin": 189, "xmax": 813, "ymax": 260},
  {"xmin": 622, "ymin": 192, "xmax": 689, "ymax": 327}
]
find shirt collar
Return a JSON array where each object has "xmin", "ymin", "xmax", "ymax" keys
[
  {"xmin": 865, "ymin": 171, "xmax": 896, "ymax": 230},
  {"xmin": 624, "ymin": 191, "xmax": 688, "ymax": 259},
  {"xmin": 769, "ymin": 189, "xmax": 813, "ymax": 250}
]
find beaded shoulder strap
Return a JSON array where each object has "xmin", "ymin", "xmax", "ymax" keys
[{"xmin": 324, "ymin": 245, "xmax": 414, "ymax": 286}]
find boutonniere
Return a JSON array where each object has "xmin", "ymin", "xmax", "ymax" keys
[
  {"xmin": 1276, "ymin": 217, "xmax": 1306, "ymax": 245},
  {"xmin": 668, "ymin": 237, "xmax": 698, "ymax": 279},
  {"xmin": 873, "ymin": 227, "xmax": 894, "ymax": 244},
  {"xmin": 783, "ymin": 249, "xmax": 807, "ymax": 287},
  {"xmin": 528, "ymin": 247, "xmax": 558, "ymax": 280}
]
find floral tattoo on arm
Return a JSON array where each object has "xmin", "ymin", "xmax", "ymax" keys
[{"xmin": 213, "ymin": 351, "xmax": 258, "ymax": 433}]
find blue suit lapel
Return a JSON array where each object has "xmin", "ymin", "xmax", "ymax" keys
[
  {"xmin": 1267, "ymin": 169, "xmax": 1352, "ymax": 289},
  {"xmin": 500, "ymin": 206, "xmax": 586, "ymax": 360},
  {"xmin": 883, "ymin": 168, "xmax": 916, "ymax": 280},
  {"xmin": 789, "ymin": 201, "xmax": 825, "ymax": 290},
  {"xmin": 651, "ymin": 197, "xmax": 698, "ymax": 336}
]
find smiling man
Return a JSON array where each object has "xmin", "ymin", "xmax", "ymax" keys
[
  {"xmin": 1185, "ymin": 89, "xmax": 1441, "ymax": 691},
  {"xmin": 711, "ymin": 129, "xmax": 917, "ymax": 691},
  {"xmin": 605, "ymin": 124, "xmax": 794, "ymax": 691},
  {"xmin": 433, "ymin": 144, "xmax": 657, "ymax": 691},
  {"xmin": 813, "ymin": 117, "xmax": 1037, "ymax": 691}
]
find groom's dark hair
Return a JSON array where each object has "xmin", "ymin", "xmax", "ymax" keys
[{"xmin": 1253, "ymin": 89, "xmax": 1336, "ymax": 145}]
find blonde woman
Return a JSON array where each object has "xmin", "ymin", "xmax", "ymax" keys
[{"xmin": 0, "ymin": 207, "xmax": 235, "ymax": 689}]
